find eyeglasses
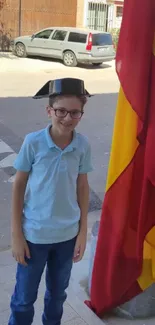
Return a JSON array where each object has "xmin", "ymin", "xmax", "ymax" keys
[{"xmin": 51, "ymin": 107, "xmax": 84, "ymax": 119}]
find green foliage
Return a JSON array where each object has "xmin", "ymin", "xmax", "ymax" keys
[
  {"xmin": 110, "ymin": 28, "xmax": 120, "ymax": 50},
  {"xmin": 0, "ymin": 0, "xmax": 12, "ymax": 51}
]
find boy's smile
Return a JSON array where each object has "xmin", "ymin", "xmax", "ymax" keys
[{"xmin": 47, "ymin": 96, "xmax": 84, "ymax": 136}]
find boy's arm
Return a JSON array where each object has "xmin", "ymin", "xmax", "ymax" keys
[
  {"xmin": 11, "ymin": 171, "xmax": 29, "ymax": 236},
  {"xmin": 11, "ymin": 171, "xmax": 31, "ymax": 266},
  {"xmin": 73, "ymin": 173, "xmax": 89, "ymax": 263},
  {"xmin": 77, "ymin": 173, "xmax": 89, "ymax": 234},
  {"xmin": 11, "ymin": 135, "xmax": 34, "ymax": 265},
  {"xmin": 12, "ymin": 134, "xmax": 34, "ymax": 236},
  {"xmin": 74, "ymin": 140, "xmax": 93, "ymax": 263}
]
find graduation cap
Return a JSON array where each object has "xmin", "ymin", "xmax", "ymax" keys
[{"xmin": 33, "ymin": 78, "xmax": 91, "ymax": 99}]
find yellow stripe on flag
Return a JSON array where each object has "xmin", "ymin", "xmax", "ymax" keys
[
  {"xmin": 146, "ymin": 228, "xmax": 155, "ymax": 280},
  {"xmin": 106, "ymin": 87, "xmax": 139, "ymax": 191},
  {"xmin": 138, "ymin": 227, "xmax": 155, "ymax": 290},
  {"xmin": 138, "ymin": 36, "xmax": 155, "ymax": 290}
]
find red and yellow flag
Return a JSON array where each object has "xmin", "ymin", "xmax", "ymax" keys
[{"xmin": 86, "ymin": 0, "xmax": 155, "ymax": 317}]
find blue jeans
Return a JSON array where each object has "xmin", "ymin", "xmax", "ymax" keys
[{"xmin": 8, "ymin": 237, "xmax": 76, "ymax": 325}]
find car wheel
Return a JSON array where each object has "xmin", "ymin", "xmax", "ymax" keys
[
  {"xmin": 63, "ymin": 51, "xmax": 77, "ymax": 67},
  {"xmin": 15, "ymin": 43, "xmax": 27, "ymax": 58},
  {"xmin": 92, "ymin": 62, "xmax": 103, "ymax": 66}
]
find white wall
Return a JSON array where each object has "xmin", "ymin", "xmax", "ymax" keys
[{"xmin": 84, "ymin": 0, "xmax": 123, "ymax": 30}]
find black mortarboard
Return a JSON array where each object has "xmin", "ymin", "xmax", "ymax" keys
[{"xmin": 33, "ymin": 78, "xmax": 91, "ymax": 99}]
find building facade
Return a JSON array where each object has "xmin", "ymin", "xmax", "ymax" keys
[
  {"xmin": 0, "ymin": 0, "xmax": 123, "ymax": 39},
  {"xmin": 109, "ymin": 0, "xmax": 124, "ymax": 29},
  {"xmin": 83, "ymin": 0, "xmax": 124, "ymax": 31},
  {"xmin": 0, "ymin": 0, "xmax": 80, "ymax": 38}
]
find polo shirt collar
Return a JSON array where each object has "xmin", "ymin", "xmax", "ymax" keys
[{"xmin": 45, "ymin": 125, "xmax": 77, "ymax": 150}]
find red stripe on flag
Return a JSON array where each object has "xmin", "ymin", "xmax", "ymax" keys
[
  {"xmin": 86, "ymin": 146, "xmax": 145, "ymax": 315},
  {"xmin": 116, "ymin": 0, "xmax": 155, "ymax": 130}
]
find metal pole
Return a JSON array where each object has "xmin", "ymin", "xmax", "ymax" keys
[
  {"xmin": 106, "ymin": 4, "xmax": 109, "ymax": 31},
  {"xmin": 18, "ymin": 0, "xmax": 22, "ymax": 36}
]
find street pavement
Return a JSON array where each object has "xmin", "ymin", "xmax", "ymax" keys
[
  {"xmin": 0, "ymin": 55, "xmax": 119, "ymax": 250},
  {"xmin": 1, "ymin": 54, "xmax": 154, "ymax": 324},
  {"xmin": 0, "ymin": 54, "xmax": 118, "ymax": 325}
]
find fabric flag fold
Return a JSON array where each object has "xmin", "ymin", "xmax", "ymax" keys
[{"xmin": 86, "ymin": 0, "xmax": 155, "ymax": 317}]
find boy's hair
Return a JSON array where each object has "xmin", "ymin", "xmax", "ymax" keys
[{"xmin": 49, "ymin": 95, "xmax": 87, "ymax": 108}]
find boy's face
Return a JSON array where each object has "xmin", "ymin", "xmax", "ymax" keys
[{"xmin": 47, "ymin": 96, "xmax": 84, "ymax": 135}]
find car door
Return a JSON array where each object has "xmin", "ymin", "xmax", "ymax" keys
[
  {"xmin": 27, "ymin": 29, "xmax": 53, "ymax": 55},
  {"xmin": 67, "ymin": 32, "xmax": 87, "ymax": 60},
  {"xmin": 44, "ymin": 30, "xmax": 68, "ymax": 58}
]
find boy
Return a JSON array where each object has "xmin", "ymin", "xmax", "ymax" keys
[{"xmin": 9, "ymin": 78, "xmax": 93, "ymax": 325}]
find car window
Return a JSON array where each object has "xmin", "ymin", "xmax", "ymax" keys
[
  {"xmin": 68, "ymin": 32, "xmax": 87, "ymax": 44},
  {"xmin": 52, "ymin": 30, "xmax": 67, "ymax": 41},
  {"xmin": 35, "ymin": 30, "xmax": 53, "ymax": 39},
  {"xmin": 92, "ymin": 33, "xmax": 112, "ymax": 46}
]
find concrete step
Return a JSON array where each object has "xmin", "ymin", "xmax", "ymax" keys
[{"xmin": 71, "ymin": 210, "xmax": 155, "ymax": 325}]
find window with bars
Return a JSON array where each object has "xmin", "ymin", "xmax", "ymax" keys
[
  {"xmin": 116, "ymin": 6, "xmax": 123, "ymax": 17},
  {"xmin": 87, "ymin": 2, "xmax": 110, "ymax": 32}
]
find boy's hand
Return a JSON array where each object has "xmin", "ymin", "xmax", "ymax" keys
[
  {"xmin": 12, "ymin": 233, "xmax": 31, "ymax": 266},
  {"xmin": 73, "ymin": 231, "xmax": 87, "ymax": 263}
]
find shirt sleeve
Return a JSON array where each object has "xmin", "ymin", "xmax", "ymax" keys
[
  {"xmin": 14, "ymin": 135, "xmax": 34, "ymax": 172},
  {"xmin": 79, "ymin": 141, "xmax": 93, "ymax": 174}
]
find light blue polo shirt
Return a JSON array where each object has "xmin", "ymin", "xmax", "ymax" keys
[{"xmin": 14, "ymin": 125, "xmax": 93, "ymax": 244}]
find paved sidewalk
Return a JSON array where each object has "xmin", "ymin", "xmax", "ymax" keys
[
  {"xmin": 0, "ymin": 248, "xmax": 103, "ymax": 325},
  {"xmin": 0, "ymin": 210, "xmax": 103, "ymax": 325},
  {"xmin": 1, "ymin": 211, "xmax": 155, "ymax": 325},
  {"xmin": 0, "ymin": 52, "xmax": 115, "ymax": 74}
]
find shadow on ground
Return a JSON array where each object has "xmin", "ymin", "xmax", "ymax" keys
[
  {"xmin": 0, "ymin": 51, "xmax": 113, "ymax": 69},
  {"xmin": 28, "ymin": 55, "xmax": 113, "ymax": 70},
  {"xmin": 0, "ymin": 52, "xmax": 19, "ymax": 60}
]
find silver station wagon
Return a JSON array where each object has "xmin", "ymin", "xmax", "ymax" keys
[{"xmin": 13, "ymin": 27, "xmax": 115, "ymax": 67}]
